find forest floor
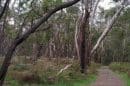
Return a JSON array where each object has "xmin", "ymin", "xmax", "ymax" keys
[{"xmin": 91, "ymin": 66, "xmax": 125, "ymax": 86}]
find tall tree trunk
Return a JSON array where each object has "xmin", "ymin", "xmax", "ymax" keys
[
  {"xmin": 49, "ymin": 39, "xmax": 53, "ymax": 60},
  {"xmin": 0, "ymin": 25, "xmax": 5, "ymax": 56},
  {"xmin": 0, "ymin": 40, "xmax": 17, "ymax": 85},
  {"xmin": 75, "ymin": 16, "xmax": 81, "ymax": 60},
  {"xmin": 31, "ymin": 43, "xmax": 41, "ymax": 62},
  {"xmin": 76, "ymin": 9, "xmax": 90, "ymax": 73}
]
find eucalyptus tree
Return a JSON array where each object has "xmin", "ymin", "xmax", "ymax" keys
[
  {"xmin": 0, "ymin": 0, "xmax": 80, "ymax": 85},
  {"xmin": 0, "ymin": 0, "xmax": 12, "ymax": 56},
  {"xmin": 90, "ymin": 0, "xmax": 130, "ymax": 64},
  {"xmin": 75, "ymin": 0, "xmax": 105, "ymax": 73},
  {"xmin": 91, "ymin": 0, "xmax": 128, "ymax": 56}
]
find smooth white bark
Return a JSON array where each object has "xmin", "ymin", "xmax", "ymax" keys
[
  {"xmin": 91, "ymin": 5, "xmax": 125, "ymax": 55},
  {"xmin": 57, "ymin": 64, "xmax": 72, "ymax": 76}
]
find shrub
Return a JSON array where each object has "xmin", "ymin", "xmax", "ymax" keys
[
  {"xmin": 128, "ymin": 70, "xmax": 130, "ymax": 78},
  {"xmin": 88, "ymin": 62, "xmax": 101, "ymax": 74},
  {"xmin": 11, "ymin": 64, "xmax": 29, "ymax": 71},
  {"xmin": 109, "ymin": 62, "xmax": 130, "ymax": 72},
  {"xmin": 6, "ymin": 59, "xmax": 100, "ymax": 85},
  {"xmin": 7, "ymin": 70, "xmax": 40, "ymax": 83}
]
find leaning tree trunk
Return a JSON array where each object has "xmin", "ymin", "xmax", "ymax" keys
[
  {"xmin": 0, "ymin": 40, "xmax": 17, "ymax": 85},
  {"xmin": 0, "ymin": 26, "xmax": 5, "ymax": 56},
  {"xmin": 91, "ymin": 5, "xmax": 125, "ymax": 56}
]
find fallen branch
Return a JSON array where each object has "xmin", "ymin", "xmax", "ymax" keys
[{"xmin": 56, "ymin": 64, "xmax": 72, "ymax": 76}]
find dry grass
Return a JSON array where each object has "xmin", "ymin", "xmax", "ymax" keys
[
  {"xmin": 6, "ymin": 58, "xmax": 75, "ymax": 83},
  {"xmin": 4, "ymin": 57, "xmax": 101, "ymax": 86}
]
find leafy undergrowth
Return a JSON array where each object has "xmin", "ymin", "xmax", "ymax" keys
[
  {"xmin": 109, "ymin": 62, "xmax": 130, "ymax": 86},
  {"xmin": 5, "ymin": 58, "xmax": 100, "ymax": 86},
  {"xmin": 119, "ymin": 73, "xmax": 130, "ymax": 86},
  {"xmin": 5, "ymin": 75, "xmax": 96, "ymax": 86},
  {"xmin": 109, "ymin": 62, "xmax": 130, "ymax": 72}
]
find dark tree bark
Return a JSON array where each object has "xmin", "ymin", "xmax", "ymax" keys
[
  {"xmin": 77, "ymin": 9, "xmax": 89, "ymax": 73},
  {"xmin": 0, "ymin": 24, "xmax": 5, "ymax": 56},
  {"xmin": 0, "ymin": 0, "xmax": 80, "ymax": 85},
  {"xmin": 0, "ymin": 0, "xmax": 10, "ymax": 20}
]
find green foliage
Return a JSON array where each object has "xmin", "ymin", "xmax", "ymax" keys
[
  {"xmin": 109, "ymin": 62, "xmax": 130, "ymax": 72},
  {"xmin": 88, "ymin": 62, "xmax": 101, "ymax": 74},
  {"xmin": 119, "ymin": 73, "xmax": 130, "ymax": 86},
  {"xmin": 11, "ymin": 64, "xmax": 29, "ymax": 71},
  {"xmin": 42, "ymin": 0, "xmax": 62, "ymax": 12},
  {"xmin": 5, "ymin": 77, "xmax": 21, "ymax": 86},
  {"xmin": 6, "ymin": 59, "xmax": 99, "ymax": 86},
  {"xmin": 103, "ymin": 8, "xmax": 130, "ymax": 63},
  {"xmin": 5, "ymin": 25, "xmax": 17, "ymax": 39},
  {"xmin": 109, "ymin": 62, "xmax": 130, "ymax": 86},
  {"xmin": 104, "ymin": 7, "xmax": 116, "ymax": 18},
  {"xmin": 119, "ymin": 9, "xmax": 130, "ymax": 23},
  {"xmin": 66, "ymin": 6, "xmax": 79, "ymax": 14},
  {"xmin": 91, "ymin": 29, "xmax": 102, "ymax": 44},
  {"xmin": 18, "ymin": 0, "xmax": 31, "ymax": 12}
]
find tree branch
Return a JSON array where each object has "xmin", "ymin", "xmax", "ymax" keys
[
  {"xmin": 15, "ymin": 0, "xmax": 80, "ymax": 45},
  {"xmin": 56, "ymin": 64, "xmax": 72, "ymax": 76}
]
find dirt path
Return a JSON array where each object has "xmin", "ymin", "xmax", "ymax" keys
[{"xmin": 91, "ymin": 66, "xmax": 125, "ymax": 86}]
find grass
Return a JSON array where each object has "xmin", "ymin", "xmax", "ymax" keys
[
  {"xmin": 5, "ymin": 77, "xmax": 21, "ymax": 86},
  {"xmin": 109, "ymin": 62, "xmax": 130, "ymax": 72},
  {"xmin": 109, "ymin": 62, "xmax": 130, "ymax": 86},
  {"xmin": 73, "ymin": 74, "xmax": 96, "ymax": 86},
  {"xmin": 53, "ymin": 74, "xmax": 96, "ymax": 86},
  {"xmin": 117, "ymin": 72, "xmax": 130, "ymax": 86},
  {"xmin": 5, "ymin": 74, "xmax": 96, "ymax": 86},
  {"xmin": 4, "ymin": 58, "xmax": 100, "ymax": 86}
]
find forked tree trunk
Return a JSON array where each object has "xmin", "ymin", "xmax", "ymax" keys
[{"xmin": 76, "ymin": 9, "xmax": 90, "ymax": 73}]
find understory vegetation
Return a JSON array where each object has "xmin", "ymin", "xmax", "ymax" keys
[
  {"xmin": 2, "ymin": 58, "xmax": 101, "ymax": 86},
  {"xmin": 0, "ymin": 0, "xmax": 130, "ymax": 85},
  {"xmin": 109, "ymin": 62, "xmax": 130, "ymax": 86}
]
